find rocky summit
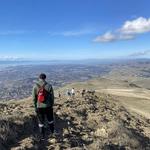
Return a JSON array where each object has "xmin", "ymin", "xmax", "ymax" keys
[{"xmin": 0, "ymin": 92, "xmax": 150, "ymax": 150}]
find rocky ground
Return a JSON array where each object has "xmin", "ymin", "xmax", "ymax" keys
[{"xmin": 0, "ymin": 92, "xmax": 150, "ymax": 150}]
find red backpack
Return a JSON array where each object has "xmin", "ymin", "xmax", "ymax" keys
[{"xmin": 37, "ymin": 83, "xmax": 47, "ymax": 103}]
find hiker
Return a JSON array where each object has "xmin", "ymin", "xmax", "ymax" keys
[
  {"xmin": 76, "ymin": 90, "xmax": 80, "ymax": 96},
  {"xmin": 65, "ymin": 89, "xmax": 71, "ymax": 100},
  {"xmin": 66, "ymin": 89, "xmax": 71, "ymax": 97},
  {"xmin": 71, "ymin": 88, "xmax": 75, "ymax": 97},
  {"xmin": 58, "ymin": 91, "xmax": 61, "ymax": 99},
  {"xmin": 81, "ymin": 89, "xmax": 86, "ymax": 97},
  {"xmin": 32, "ymin": 73, "xmax": 55, "ymax": 139}
]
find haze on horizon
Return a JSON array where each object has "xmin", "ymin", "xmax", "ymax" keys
[{"xmin": 0, "ymin": 0, "xmax": 150, "ymax": 60}]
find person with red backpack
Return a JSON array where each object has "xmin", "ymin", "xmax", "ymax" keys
[{"xmin": 32, "ymin": 73, "xmax": 55, "ymax": 140}]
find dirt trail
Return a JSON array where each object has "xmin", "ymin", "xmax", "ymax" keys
[{"xmin": 0, "ymin": 93, "xmax": 150, "ymax": 150}]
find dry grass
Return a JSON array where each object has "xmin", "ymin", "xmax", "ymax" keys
[
  {"xmin": 0, "ymin": 81, "xmax": 150, "ymax": 149},
  {"xmin": 0, "ymin": 100, "xmax": 37, "ymax": 150}
]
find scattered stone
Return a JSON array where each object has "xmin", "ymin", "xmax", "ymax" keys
[
  {"xmin": 1, "ymin": 93, "xmax": 150, "ymax": 150},
  {"xmin": 49, "ymin": 138, "xmax": 56, "ymax": 144},
  {"xmin": 94, "ymin": 128, "xmax": 108, "ymax": 138}
]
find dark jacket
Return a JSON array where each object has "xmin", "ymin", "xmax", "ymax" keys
[{"xmin": 32, "ymin": 79, "xmax": 54, "ymax": 109}]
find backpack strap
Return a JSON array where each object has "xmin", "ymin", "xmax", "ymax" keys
[
  {"xmin": 36, "ymin": 82, "xmax": 47, "ymax": 88},
  {"xmin": 42, "ymin": 82, "xmax": 47, "ymax": 88},
  {"xmin": 36, "ymin": 82, "xmax": 47, "ymax": 94}
]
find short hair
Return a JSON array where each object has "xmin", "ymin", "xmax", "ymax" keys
[{"xmin": 39, "ymin": 73, "xmax": 46, "ymax": 80}]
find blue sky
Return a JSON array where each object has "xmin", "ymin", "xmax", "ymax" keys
[{"xmin": 0, "ymin": 0, "xmax": 150, "ymax": 60}]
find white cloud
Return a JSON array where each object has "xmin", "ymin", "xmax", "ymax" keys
[
  {"xmin": 129, "ymin": 49, "xmax": 150, "ymax": 57},
  {"xmin": 94, "ymin": 17, "xmax": 150, "ymax": 43},
  {"xmin": 0, "ymin": 30, "xmax": 34, "ymax": 35},
  {"xmin": 120, "ymin": 17, "xmax": 150, "ymax": 34},
  {"xmin": 93, "ymin": 31, "xmax": 135, "ymax": 43},
  {"xmin": 0, "ymin": 56, "xmax": 25, "ymax": 60},
  {"xmin": 119, "ymin": 34, "xmax": 135, "ymax": 40},
  {"xmin": 93, "ymin": 32, "xmax": 117, "ymax": 42},
  {"xmin": 49, "ymin": 29, "xmax": 96, "ymax": 37}
]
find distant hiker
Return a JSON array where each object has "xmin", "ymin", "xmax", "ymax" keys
[
  {"xmin": 65, "ymin": 89, "xmax": 70, "ymax": 100},
  {"xmin": 66, "ymin": 89, "xmax": 71, "ymax": 97},
  {"xmin": 71, "ymin": 88, "xmax": 75, "ymax": 97},
  {"xmin": 87, "ymin": 90, "xmax": 95, "ymax": 95},
  {"xmin": 81, "ymin": 89, "xmax": 86, "ymax": 97},
  {"xmin": 32, "ymin": 73, "xmax": 55, "ymax": 140},
  {"xmin": 58, "ymin": 91, "xmax": 61, "ymax": 99},
  {"xmin": 76, "ymin": 90, "xmax": 80, "ymax": 96}
]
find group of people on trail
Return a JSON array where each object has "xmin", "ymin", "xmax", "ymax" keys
[
  {"xmin": 59, "ymin": 88, "xmax": 91, "ymax": 100},
  {"xmin": 32, "ymin": 73, "xmax": 56, "ymax": 140},
  {"xmin": 66, "ymin": 88, "xmax": 75, "ymax": 97},
  {"xmin": 57, "ymin": 88, "xmax": 75, "ymax": 100}
]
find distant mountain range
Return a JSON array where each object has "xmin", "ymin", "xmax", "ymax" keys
[
  {"xmin": 0, "ymin": 58, "xmax": 150, "ymax": 66},
  {"xmin": 0, "ymin": 56, "xmax": 25, "ymax": 61}
]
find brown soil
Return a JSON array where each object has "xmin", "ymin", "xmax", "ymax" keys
[{"xmin": 0, "ymin": 93, "xmax": 150, "ymax": 150}]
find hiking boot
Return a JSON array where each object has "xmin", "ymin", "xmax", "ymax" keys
[
  {"xmin": 39, "ymin": 126, "xmax": 45, "ymax": 140},
  {"xmin": 35, "ymin": 134, "xmax": 45, "ymax": 142},
  {"xmin": 52, "ymin": 130, "xmax": 59, "ymax": 136},
  {"xmin": 40, "ymin": 135, "xmax": 45, "ymax": 141}
]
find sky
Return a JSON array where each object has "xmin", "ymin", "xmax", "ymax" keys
[{"xmin": 0, "ymin": 0, "xmax": 150, "ymax": 60}]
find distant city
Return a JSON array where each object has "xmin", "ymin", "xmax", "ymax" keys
[{"xmin": 0, "ymin": 58, "xmax": 150, "ymax": 101}]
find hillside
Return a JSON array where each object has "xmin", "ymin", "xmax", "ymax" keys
[
  {"xmin": 60, "ymin": 77, "xmax": 150, "ymax": 119},
  {"xmin": 0, "ymin": 89, "xmax": 150, "ymax": 150}
]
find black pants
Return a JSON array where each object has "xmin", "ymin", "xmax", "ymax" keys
[{"xmin": 36, "ymin": 107, "xmax": 54, "ymax": 135}]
